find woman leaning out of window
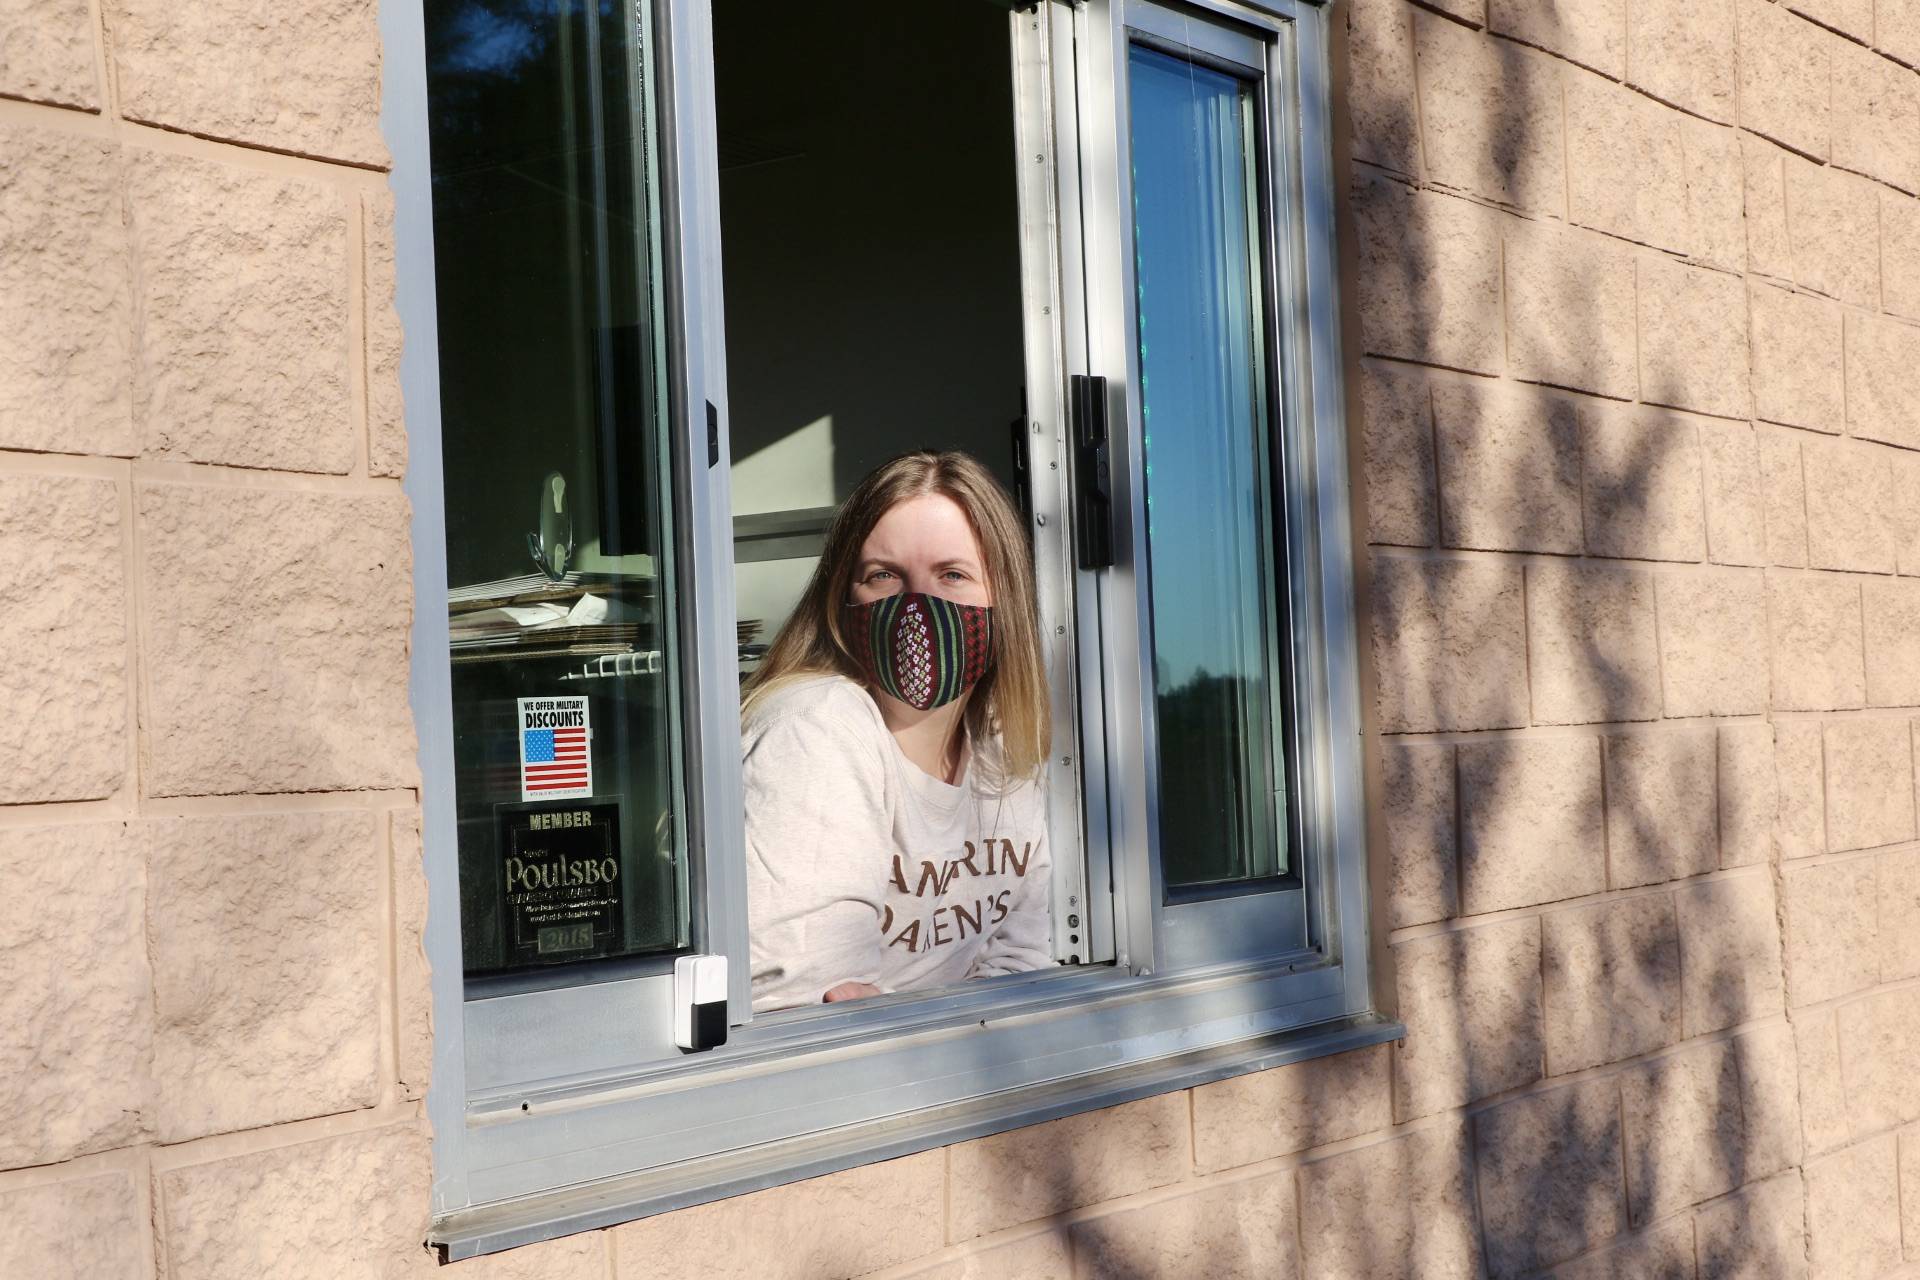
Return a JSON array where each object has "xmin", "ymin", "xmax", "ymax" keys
[{"xmin": 742, "ymin": 451, "xmax": 1053, "ymax": 1011}]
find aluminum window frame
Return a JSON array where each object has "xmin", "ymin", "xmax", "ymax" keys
[{"xmin": 387, "ymin": 0, "xmax": 1391, "ymax": 1261}]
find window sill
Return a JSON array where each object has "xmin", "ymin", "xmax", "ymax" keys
[{"xmin": 431, "ymin": 1007, "xmax": 1403, "ymax": 1260}]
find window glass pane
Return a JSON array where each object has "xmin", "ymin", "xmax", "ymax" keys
[
  {"xmin": 426, "ymin": 0, "xmax": 687, "ymax": 978},
  {"xmin": 1127, "ymin": 44, "xmax": 1288, "ymax": 890}
]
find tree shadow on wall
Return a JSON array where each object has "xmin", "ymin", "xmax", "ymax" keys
[{"xmin": 1036, "ymin": 2, "xmax": 1790, "ymax": 1278}]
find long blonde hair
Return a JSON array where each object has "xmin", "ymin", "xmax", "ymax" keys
[{"xmin": 743, "ymin": 451, "xmax": 1051, "ymax": 780}]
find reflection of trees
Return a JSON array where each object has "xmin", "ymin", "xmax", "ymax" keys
[{"xmin": 1154, "ymin": 666, "xmax": 1273, "ymax": 886}]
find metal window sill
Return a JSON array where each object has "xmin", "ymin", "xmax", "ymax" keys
[{"xmin": 431, "ymin": 1010, "xmax": 1403, "ymax": 1261}]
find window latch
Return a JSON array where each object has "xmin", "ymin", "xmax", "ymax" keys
[{"xmin": 1070, "ymin": 373, "xmax": 1115, "ymax": 570}]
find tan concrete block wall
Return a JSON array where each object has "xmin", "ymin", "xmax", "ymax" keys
[{"xmin": 5, "ymin": 0, "xmax": 1919, "ymax": 1277}]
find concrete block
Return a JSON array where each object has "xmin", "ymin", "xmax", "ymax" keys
[
  {"xmin": 1433, "ymin": 380, "xmax": 1582, "ymax": 554},
  {"xmin": 1885, "ymin": 0, "xmax": 1920, "ymax": 68},
  {"xmin": 1791, "ymin": 0, "xmax": 1873, "ymax": 40},
  {"xmin": 0, "ymin": 1173, "xmax": 144, "ymax": 1280},
  {"xmin": 1804, "ymin": 1137, "xmax": 1904, "ymax": 1280},
  {"xmin": 1656, "ymin": 569, "xmax": 1769, "ymax": 718},
  {"xmin": 1675, "ymin": 875, "xmax": 1785, "ymax": 1035},
  {"xmin": 1296, "ymin": 1121, "xmax": 1483, "ymax": 1279},
  {"xmin": 1845, "ymin": 312, "xmax": 1920, "ymax": 451},
  {"xmin": 1069, "ymin": 1173, "xmax": 1296, "ymax": 1280},
  {"xmin": 392, "ymin": 809, "xmax": 430, "ymax": 1100},
  {"xmin": 1382, "ymin": 741, "xmax": 1456, "ymax": 929},
  {"xmin": 1732, "ymin": 1023, "xmax": 1807, "ymax": 1190},
  {"xmin": 1353, "ymin": 176, "xmax": 1503, "ymax": 374},
  {"xmin": 1757, "ymin": 427, "xmax": 1808, "ymax": 567},
  {"xmin": 1785, "ymin": 158, "xmax": 1882, "ymax": 309},
  {"xmin": 1627, "ymin": 0, "xmax": 1736, "ymax": 122},
  {"xmin": 1565, "ymin": 68, "xmax": 1686, "ymax": 252},
  {"xmin": 1832, "ymin": 41, "xmax": 1920, "ymax": 192},
  {"xmin": 1879, "ymin": 847, "xmax": 1920, "ymax": 981},
  {"xmin": 1490, "ymin": 0, "xmax": 1624, "ymax": 76},
  {"xmin": 1460, "ymin": 736, "xmax": 1607, "ymax": 913},
  {"xmin": 0, "ymin": 0, "xmax": 99, "ymax": 108},
  {"xmin": 1769, "ymin": 573, "xmax": 1865, "ymax": 711},
  {"xmin": 1803, "ymin": 437, "xmax": 1896, "ymax": 574},
  {"xmin": 1697, "ymin": 419, "xmax": 1767, "ymax": 567},
  {"xmin": 1546, "ymin": 1219, "xmax": 1692, "ymax": 1280},
  {"xmin": 1393, "ymin": 917, "xmax": 1543, "ymax": 1121},
  {"xmin": 1719, "ymin": 722, "xmax": 1776, "ymax": 867},
  {"xmin": 1638, "ymin": 254, "xmax": 1750, "ymax": 420},
  {"xmin": 1191, "ymin": 1044, "xmax": 1390, "ymax": 1173},
  {"xmin": 1894, "ymin": 452, "xmax": 1920, "ymax": 575},
  {"xmin": 138, "ymin": 484, "xmax": 415, "ymax": 796},
  {"xmin": 1580, "ymin": 402, "xmax": 1706, "ymax": 562},
  {"xmin": 1621, "ymin": 1037, "xmax": 1787, "ymax": 1226},
  {"xmin": 1682, "ymin": 116, "xmax": 1746, "ymax": 272},
  {"xmin": 1749, "ymin": 282, "xmax": 1843, "ymax": 433},
  {"xmin": 1881, "ymin": 189, "xmax": 1920, "ymax": 322},
  {"xmin": 1825, "ymin": 718, "xmax": 1916, "ymax": 851},
  {"xmin": 1413, "ymin": 12, "xmax": 1565, "ymax": 215},
  {"xmin": 897, "ymin": 1233, "xmax": 1070, "ymax": 1280},
  {"xmin": 1773, "ymin": 720, "xmax": 1826, "ymax": 860},
  {"xmin": 1742, "ymin": 134, "xmax": 1793, "ymax": 279},
  {"xmin": 1526, "ymin": 560, "xmax": 1663, "ymax": 725},
  {"xmin": 1604, "ymin": 730, "xmax": 1719, "ymax": 888},
  {"xmin": 1693, "ymin": 1170, "xmax": 1808, "ymax": 1280},
  {"xmin": 1475, "ymin": 1077, "xmax": 1626, "ymax": 1277},
  {"xmin": 1542, "ymin": 895, "xmax": 1683, "ymax": 1075},
  {"xmin": 158, "ymin": 1122, "xmax": 438, "ymax": 1280},
  {"xmin": 1735, "ymin": 0, "xmax": 1833, "ymax": 160},
  {"xmin": 1371, "ymin": 554, "xmax": 1528, "ymax": 733},
  {"xmin": 364, "ymin": 190, "xmax": 406, "ymax": 479},
  {"xmin": 148, "ymin": 811, "xmax": 381, "ymax": 1141},
  {"xmin": 1417, "ymin": 0, "xmax": 1484, "ymax": 23},
  {"xmin": 1504, "ymin": 219, "xmax": 1637, "ymax": 398},
  {"xmin": 1347, "ymin": 0, "xmax": 1419, "ymax": 176},
  {"xmin": 0, "ymin": 822, "xmax": 149, "ymax": 1168},
  {"xmin": 1359, "ymin": 360, "xmax": 1435, "ymax": 547},
  {"xmin": 611, "ymin": 1151, "xmax": 944, "ymax": 1280},
  {"xmin": 0, "ymin": 122, "xmax": 132, "ymax": 457},
  {"xmin": 0, "ymin": 473, "xmax": 126, "ymax": 803},
  {"xmin": 105, "ymin": 0, "xmax": 386, "ymax": 167},
  {"xmin": 949, "ymin": 1091, "xmax": 1188, "ymax": 1238},
  {"xmin": 1796, "ymin": 1006, "xmax": 1851, "ymax": 1155},
  {"xmin": 1781, "ymin": 856, "xmax": 1879, "ymax": 1005},
  {"xmin": 1838, "ymin": 986, "xmax": 1920, "ymax": 1134},
  {"xmin": 127, "ymin": 150, "xmax": 353, "ymax": 474}
]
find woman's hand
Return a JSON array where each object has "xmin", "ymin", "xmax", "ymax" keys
[{"xmin": 823, "ymin": 981, "xmax": 883, "ymax": 1003}]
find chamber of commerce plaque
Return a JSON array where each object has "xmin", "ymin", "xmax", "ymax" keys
[{"xmin": 495, "ymin": 798, "xmax": 624, "ymax": 965}]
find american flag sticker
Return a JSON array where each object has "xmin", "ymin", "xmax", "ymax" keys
[{"xmin": 517, "ymin": 696, "xmax": 592, "ymax": 801}]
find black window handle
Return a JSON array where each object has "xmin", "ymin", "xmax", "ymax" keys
[{"xmin": 1071, "ymin": 373, "xmax": 1115, "ymax": 571}]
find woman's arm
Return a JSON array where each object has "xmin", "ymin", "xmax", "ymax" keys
[{"xmin": 744, "ymin": 707, "xmax": 894, "ymax": 1010}]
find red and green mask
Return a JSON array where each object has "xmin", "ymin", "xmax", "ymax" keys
[{"xmin": 845, "ymin": 592, "xmax": 994, "ymax": 711}]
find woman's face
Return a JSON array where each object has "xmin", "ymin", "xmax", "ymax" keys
[{"xmin": 849, "ymin": 493, "xmax": 992, "ymax": 608}]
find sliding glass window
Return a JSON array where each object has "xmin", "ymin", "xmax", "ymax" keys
[
  {"xmin": 425, "ymin": 0, "xmax": 687, "ymax": 982},
  {"xmin": 1127, "ymin": 41, "xmax": 1291, "ymax": 892}
]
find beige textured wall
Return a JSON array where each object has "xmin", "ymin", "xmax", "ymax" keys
[{"xmin": 5, "ymin": 0, "xmax": 1919, "ymax": 1277}]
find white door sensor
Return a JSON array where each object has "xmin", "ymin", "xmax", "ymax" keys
[{"xmin": 674, "ymin": 955, "xmax": 729, "ymax": 1052}]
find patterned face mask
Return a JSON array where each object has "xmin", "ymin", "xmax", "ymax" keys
[{"xmin": 844, "ymin": 591, "xmax": 994, "ymax": 712}]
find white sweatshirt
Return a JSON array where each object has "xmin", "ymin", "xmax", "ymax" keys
[{"xmin": 743, "ymin": 674, "xmax": 1052, "ymax": 1012}]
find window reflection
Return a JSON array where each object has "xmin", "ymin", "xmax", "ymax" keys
[
  {"xmin": 426, "ymin": 0, "xmax": 687, "ymax": 977},
  {"xmin": 1128, "ymin": 45, "xmax": 1290, "ymax": 889}
]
